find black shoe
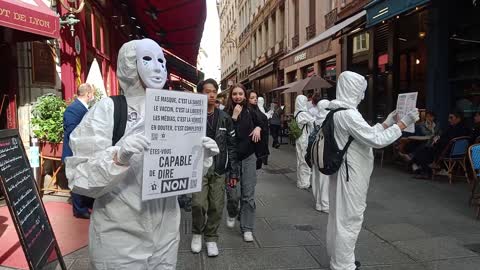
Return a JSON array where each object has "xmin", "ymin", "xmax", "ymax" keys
[
  {"xmin": 355, "ymin": 260, "xmax": 361, "ymax": 269},
  {"xmin": 74, "ymin": 212, "xmax": 90, "ymax": 219}
]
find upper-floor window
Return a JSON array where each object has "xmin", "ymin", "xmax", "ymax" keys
[{"xmin": 353, "ymin": 33, "xmax": 369, "ymax": 54}]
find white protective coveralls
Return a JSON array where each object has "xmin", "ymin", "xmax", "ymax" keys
[
  {"xmin": 66, "ymin": 39, "xmax": 218, "ymax": 270},
  {"xmin": 311, "ymin": 100, "xmax": 330, "ymax": 212},
  {"xmin": 258, "ymin": 97, "xmax": 271, "ymax": 119},
  {"xmin": 326, "ymin": 71, "xmax": 403, "ymax": 270},
  {"xmin": 294, "ymin": 95, "xmax": 315, "ymax": 189}
]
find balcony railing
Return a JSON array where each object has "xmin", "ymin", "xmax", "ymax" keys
[
  {"xmin": 292, "ymin": 34, "xmax": 299, "ymax": 48},
  {"xmin": 325, "ymin": 8, "xmax": 338, "ymax": 29},
  {"xmin": 306, "ymin": 24, "xmax": 316, "ymax": 40}
]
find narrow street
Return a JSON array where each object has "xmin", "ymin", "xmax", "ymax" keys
[{"xmin": 19, "ymin": 144, "xmax": 480, "ymax": 270}]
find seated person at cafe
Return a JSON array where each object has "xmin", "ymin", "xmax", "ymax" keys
[
  {"xmin": 410, "ymin": 112, "xmax": 470, "ymax": 179},
  {"xmin": 471, "ymin": 112, "xmax": 480, "ymax": 143},
  {"xmin": 398, "ymin": 111, "xmax": 439, "ymax": 162}
]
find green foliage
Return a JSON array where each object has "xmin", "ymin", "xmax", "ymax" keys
[{"xmin": 31, "ymin": 93, "xmax": 66, "ymax": 143}]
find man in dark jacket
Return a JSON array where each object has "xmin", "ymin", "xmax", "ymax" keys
[
  {"xmin": 412, "ymin": 112, "xmax": 470, "ymax": 178},
  {"xmin": 191, "ymin": 79, "xmax": 239, "ymax": 257},
  {"xmin": 62, "ymin": 83, "xmax": 95, "ymax": 219}
]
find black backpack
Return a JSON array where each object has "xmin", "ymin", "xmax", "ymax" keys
[
  {"xmin": 305, "ymin": 123, "xmax": 321, "ymax": 168},
  {"xmin": 308, "ymin": 108, "xmax": 354, "ymax": 179}
]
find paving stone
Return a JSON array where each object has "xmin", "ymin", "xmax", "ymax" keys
[
  {"xmin": 368, "ymin": 223, "xmax": 431, "ymax": 242},
  {"xmin": 311, "ymin": 228, "xmax": 384, "ymax": 246},
  {"xmin": 393, "ymin": 236, "xmax": 478, "ymax": 262},
  {"xmin": 255, "ymin": 230, "xmax": 319, "ymax": 248},
  {"xmin": 265, "ymin": 215, "xmax": 328, "ymax": 231},
  {"xmin": 355, "ymin": 242, "xmax": 415, "ymax": 265},
  {"xmin": 42, "ymin": 258, "xmax": 75, "ymax": 270},
  {"xmin": 63, "ymin": 247, "xmax": 89, "ymax": 260},
  {"xmin": 68, "ymin": 258, "xmax": 90, "ymax": 270},
  {"xmin": 362, "ymin": 263, "xmax": 428, "ymax": 270},
  {"xmin": 204, "ymin": 247, "xmax": 320, "ymax": 270},
  {"xmin": 176, "ymin": 252, "xmax": 203, "ymax": 270},
  {"xmin": 305, "ymin": 245, "xmax": 330, "ymax": 268},
  {"xmin": 424, "ymin": 257, "xmax": 480, "ymax": 270}
]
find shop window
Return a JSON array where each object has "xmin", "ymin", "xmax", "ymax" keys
[
  {"xmin": 377, "ymin": 53, "xmax": 388, "ymax": 73},
  {"xmin": 323, "ymin": 58, "xmax": 336, "ymax": 82},
  {"xmin": 353, "ymin": 33, "xmax": 369, "ymax": 54}
]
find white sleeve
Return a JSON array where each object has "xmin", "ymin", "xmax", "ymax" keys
[
  {"xmin": 65, "ymin": 98, "xmax": 129, "ymax": 198},
  {"xmin": 297, "ymin": 111, "xmax": 316, "ymax": 125},
  {"xmin": 339, "ymin": 111, "xmax": 402, "ymax": 149}
]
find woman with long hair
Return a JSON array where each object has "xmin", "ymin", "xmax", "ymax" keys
[
  {"xmin": 247, "ymin": 90, "xmax": 270, "ymax": 169},
  {"xmin": 225, "ymin": 84, "xmax": 262, "ymax": 242}
]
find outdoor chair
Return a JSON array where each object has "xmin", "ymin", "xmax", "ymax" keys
[
  {"xmin": 468, "ymin": 144, "xmax": 480, "ymax": 219},
  {"xmin": 432, "ymin": 136, "xmax": 471, "ymax": 184}
]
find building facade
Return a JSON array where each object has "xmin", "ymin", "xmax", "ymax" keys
[{"xmin": 218, "ymin": 0, "xmax": 239, "ymax": 90}]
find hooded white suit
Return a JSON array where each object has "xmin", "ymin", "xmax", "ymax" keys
[
  {"xmin": 258, "ymin": 97, "xmax": 271, "ymax": 119},
  {"xmin": 311, "ymin": 100, "xmax": 330, "ymax": 212},
  {"xmin": 66, "ymin": 39, "xmax": 218, "ymax": 269},
  {"xmin": 294, "ymin": 95, "xmax": 315, "ymax": 189},
  {"xmin": 326, "ymin": 71, "xmax": 403, "ymax": 270}
]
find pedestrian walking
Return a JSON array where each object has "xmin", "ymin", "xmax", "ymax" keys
[
  {"xmin": 247, "ymin": 91, "xmax": 270, "ymax": 169},
  {"xmin": 294, "ymin": 95, "xmax": 315, "ymax": 189},
  {"xmin": 225, "ymin": 83, "xmax": 263, "ymax": 242},
  {"xmin": 310, "ymin": 99, "xmax": 330, "ymax": 213},
  {"xmin": 325, "ymin": 71, "xmax": 419, "ymax": 270},
  {"xmin": 191, "ymin": 78, "xmax": 240, "ymax": 257},
  {"xmin": 62, "ymin": 83, "xmax": 95, "ymax": 219},
  {"xmin": 269, "ymin": 102, "xmax": 283, "ymax": 148}
]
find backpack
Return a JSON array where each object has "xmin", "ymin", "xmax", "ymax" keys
[
  {"xmin": 110, "ymin": 95, "xmax": 128, "ymax": 146},
  {"xmin": 288, "ymin": 111, "xmax": 306, "ymax": 141},
  {"xmin": 308, "ymin": 108, "xmax": 354, "ymax": 178},
  {"xmin": 305, "ymin": 123, "xmax": 321, "ymax": 168}
]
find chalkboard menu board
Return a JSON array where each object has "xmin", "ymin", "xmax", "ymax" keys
[{"xmin": 0, "ymin": 130, "xmax": 66, "ymax": 270}]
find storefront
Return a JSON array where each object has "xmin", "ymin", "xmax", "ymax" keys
[
  {"xmin": 0, "ymin": 0, "xmax": 60, "ymax": 143},
  {"xmin": 351, "ymin": 0, "xmax": 437, "ymax": 123}
]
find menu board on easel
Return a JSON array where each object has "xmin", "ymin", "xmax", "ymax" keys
[{"xmin": 0, "ymin": 129, "xmax": 66, "ymax": 270}]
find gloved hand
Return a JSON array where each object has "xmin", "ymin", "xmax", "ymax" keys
[
  {"xmin": 116, "ymin": 134, "xmax": 150, "ymax": 165},
  {"xmin": 383, "ymin": 110, "xmax": 397, "ymax": 127},
  {"xmin": 400, "ymin": 108, "xmax": 420, "ymax": 127},
  {"xmin": 202, "ymin": 137, "xmax": 219, "ymax": 158}
]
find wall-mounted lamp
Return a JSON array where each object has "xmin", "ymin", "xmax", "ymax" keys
[
  {"xmin": 60, "ymin": 13, "xmax": 80, "ymax": 37},
  {"xmin": 416, "ymin": 58, "xmax": 420, "ymax": 65}
]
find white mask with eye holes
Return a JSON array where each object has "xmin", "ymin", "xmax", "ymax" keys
[{"xmin": 135, "ymin": 39, "xmax": 167, "ymax": 89}]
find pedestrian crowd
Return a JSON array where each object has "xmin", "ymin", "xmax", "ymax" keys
[{"xmin": 63, "ymin": 39, "xmax": 420, "ymax": 270}]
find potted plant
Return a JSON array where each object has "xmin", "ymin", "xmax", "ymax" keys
[{"xmin": 31, "ymin": 93, "xmax": 67, "ymax": 158}]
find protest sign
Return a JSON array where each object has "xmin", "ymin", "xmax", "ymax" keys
[
  {"xmin": 142, "ymin": 89, "xmax": 207, "ymax": 200},
  {"xmin": 396, "ymin": 92, "xmax": 418, "ymax": 133}
]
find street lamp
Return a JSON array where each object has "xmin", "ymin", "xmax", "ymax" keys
[{"xmin": 60, "ymin": 13, "xmax": 80, "ymax": 37}]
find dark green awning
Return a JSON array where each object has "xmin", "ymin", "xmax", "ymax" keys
[{"xmin": 366, "ymin": 0, "xmax": 430, "ymax": 27}]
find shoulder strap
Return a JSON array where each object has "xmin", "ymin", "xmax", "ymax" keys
[
  {"xmin": 110, "ymin": 95, "xmax": 128, "ymax": 146},
  {"xmin": 294, "ymin": 111, "xmax": 303, "ymax": 119}
]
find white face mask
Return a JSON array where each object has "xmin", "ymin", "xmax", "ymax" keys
[{"xmin": 135, "ymin": 39, "xmax": 167, "ymax": 89}]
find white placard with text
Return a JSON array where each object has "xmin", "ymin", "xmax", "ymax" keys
[
  {"xmin": 142, "ymin": 89, "xmax": 207, "ymax": 201},
  {"xmin": 396, "ymin": 92, "xmax": 418, "ymax": 133}
]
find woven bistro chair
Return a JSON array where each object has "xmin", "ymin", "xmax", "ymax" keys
[
  {"xmin": 468, "ymin": 144, "xmax": 480, "ymax": 219},
  {"xmin": 433, "ymin": 136, "xmax": 471, "ymax": 184}
]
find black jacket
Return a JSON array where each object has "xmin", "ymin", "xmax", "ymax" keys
[
  {"xmin": 211, "ymin": 109, "xmax": 240, "ymax": 179},
  {"xmin": 233, "ymin": 108, "xmax": 264, "ymax": 161},
  {"xmin": 251, "ymin": 106, "xmax": 270, "ymax": 159}
]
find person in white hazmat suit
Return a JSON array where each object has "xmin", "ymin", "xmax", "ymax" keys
[
  {"xmin": 257, "ymin": 97, "xmax": 272, "ymax": 119},
  {"xmin": 294, "ymin": 95, "xmax": 315, "ymax": 189},
  {"xmin": 325, "ymin": 71, "xmax": 419, "ymax": 270},
  {"xmin": 65, "ymin": 38, "xmax": 219, "ymax": 270},
  {"xmin": 311, "ymin": 99, "xmax": 330, "ymax": 213}
]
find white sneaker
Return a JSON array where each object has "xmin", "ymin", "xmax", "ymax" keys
[
  {"xmin": 243, "ymin": 231, "xmax": 254, "ymax": 242},
  {"xmin": 226, "ymin": 217, "xmax": 236, "ymax": 228},
  {"xmin": 206, "ymin": 242, "xmax": 219, "ymax": 257},
  {"xmin": 191, "ymin": 234, "xmax": 202, "ymax": 253}
]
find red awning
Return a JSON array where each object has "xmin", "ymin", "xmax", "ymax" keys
[
  {"xmin": 127, "ymin": 0, "xmax": 207, "ymax": 66},
  {"xmin": 0, "ymin": 0, "xmax": 60, "ymax": 39}
]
